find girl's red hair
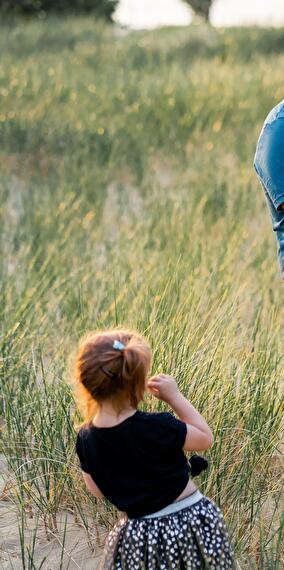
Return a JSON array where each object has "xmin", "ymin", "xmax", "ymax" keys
[{"xmin": 74, "ymin": 328, "xmax": 152, "ymax": 425}]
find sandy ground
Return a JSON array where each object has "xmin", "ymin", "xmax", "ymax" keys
[{"xmin": 0, "ymin": 456, "xmax": 105, "ymax": 570}]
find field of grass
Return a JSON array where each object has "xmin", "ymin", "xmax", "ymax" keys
[{"xmin": 0, "ymin": 15, "xmax": 283, "ymax": 569}]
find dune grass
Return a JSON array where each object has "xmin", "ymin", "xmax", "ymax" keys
[{"xmin": 0, "ymin": 15, "xmax": 283, "ymax": 568}]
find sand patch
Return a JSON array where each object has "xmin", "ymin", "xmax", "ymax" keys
[{"xmin": 0, "ymin": 455, "xmax": 106, "ymax": 569}]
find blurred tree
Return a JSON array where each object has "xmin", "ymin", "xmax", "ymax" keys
[
  {"xmin": 0, "ymin": 0, "xmax": 119, "ymax": 19},
  {"xmin": 183, "ymin": 0, "xmax": 213, "ymax": 22}
]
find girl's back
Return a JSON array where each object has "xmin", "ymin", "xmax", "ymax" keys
[{"xmin": 76, "ymin": 409, "xmax": 191, "ymax": 519}]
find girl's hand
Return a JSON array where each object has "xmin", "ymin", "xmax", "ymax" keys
[{"xmin": 146, "ymin": 374, "xmax": 181, "ymax": 404}]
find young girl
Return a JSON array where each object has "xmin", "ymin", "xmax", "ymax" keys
[{"xmin": 74, "ymin": 328, "xmax": 236, "ymax": 569}]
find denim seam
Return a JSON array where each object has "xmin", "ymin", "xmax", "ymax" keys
[
  {"xmin": 263, "ymin": 104, "xmax": 284, "ymax": 127},
  {"xmin": 254, "ymin": 159, "xmax": 284, "ymax": 211},
  {"xmin": 265, "ymin": 112, "xmax": 284, "ymax": 126},
  {"xmin": 265, "ymin": 178, "xmax": 284, "ymax": 210}
]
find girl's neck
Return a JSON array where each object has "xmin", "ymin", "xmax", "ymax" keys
[{"xmin": 93, "ymin": 404, "xmax": 137, "ymax": 427}]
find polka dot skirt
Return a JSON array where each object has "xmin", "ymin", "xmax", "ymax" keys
[{"xmin": 98, "ymin": 496, "xmax": 236, "ymax": 569}]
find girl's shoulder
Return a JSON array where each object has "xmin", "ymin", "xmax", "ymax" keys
[
  {"xmin": 130, "ymin": 409, "xmax": 171, "ymax": 424},
  {"xmin": 136, "ymin": 410, "xmax": 187, "ymax": 449},
  {"xmin": 137, "ymin": 409, "xmax": 180, "ymax": 423},
  {"xmin": 76, "ymin": 422, "xmax": 93, "ymax": 444}
]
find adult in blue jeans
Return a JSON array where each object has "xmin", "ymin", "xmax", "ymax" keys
[{"xmin": 254, "ymin": 99, "xmax": 284, "ymax": 280}]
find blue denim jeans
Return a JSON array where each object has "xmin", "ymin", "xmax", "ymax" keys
[{"xmin": 254, "ymin": 99, "xmax": 284, "ymax": 280}]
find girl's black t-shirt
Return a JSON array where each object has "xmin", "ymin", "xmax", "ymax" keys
[{"xmin": 76, "ymin": 409, "xmax": 190, "ymax": 519}]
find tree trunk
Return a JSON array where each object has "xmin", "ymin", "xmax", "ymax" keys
[
  {"xmin": 186, "ymin": 0, "xmax": 212, "ymax": 23},
  {"xmin": 203, "ymin": 5, "xmax": 210, "ymax": 21}
]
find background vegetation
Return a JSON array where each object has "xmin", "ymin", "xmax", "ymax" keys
[
  {"xmin": 0, "ymin": 0, "xmax": 118, "ymax": 18},
  {"xmin": 0, "ymin": 16, "xmax": 283, "ymax": 569}
]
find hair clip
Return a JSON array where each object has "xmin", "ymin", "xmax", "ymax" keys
[
  {"xmin": 113, "ymin": 340, "xmax": 125, "ymax": 351},
  {"xmin": 100, "ymin": 366, "xmax": 117, "ymax": 379}
]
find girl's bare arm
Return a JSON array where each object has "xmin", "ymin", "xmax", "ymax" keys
[
  {"xmin": 82, "ymin": 472, "xmax": 104, "ymax": 498},
  {"xmin": 169, "ymin": 392, "xmax": 213, "ymax": 451},
  {"xmin": 147, "ymin": 374, "xmax": 213, "ymax": 451}
]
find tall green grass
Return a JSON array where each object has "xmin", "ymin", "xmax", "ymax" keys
[{"xmin": 0, "ymin": 16, "xmax": 283, "ymax": 568}]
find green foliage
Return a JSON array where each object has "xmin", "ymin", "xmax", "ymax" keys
[
  {"xmin": 0, "ymin": 0, "xmax": 119, "ymax": 19},
  {"xmin": 0, "ymin": 17, "xmax": 283, "ymax": 568},
  {"xmin": 183, "ymin": 0, "xmax": 213, "ymax": 21}
]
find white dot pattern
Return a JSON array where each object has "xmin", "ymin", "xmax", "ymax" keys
[{"xmin": 99, "ymin": 497, "xmax": 236, "ymax": 569}]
